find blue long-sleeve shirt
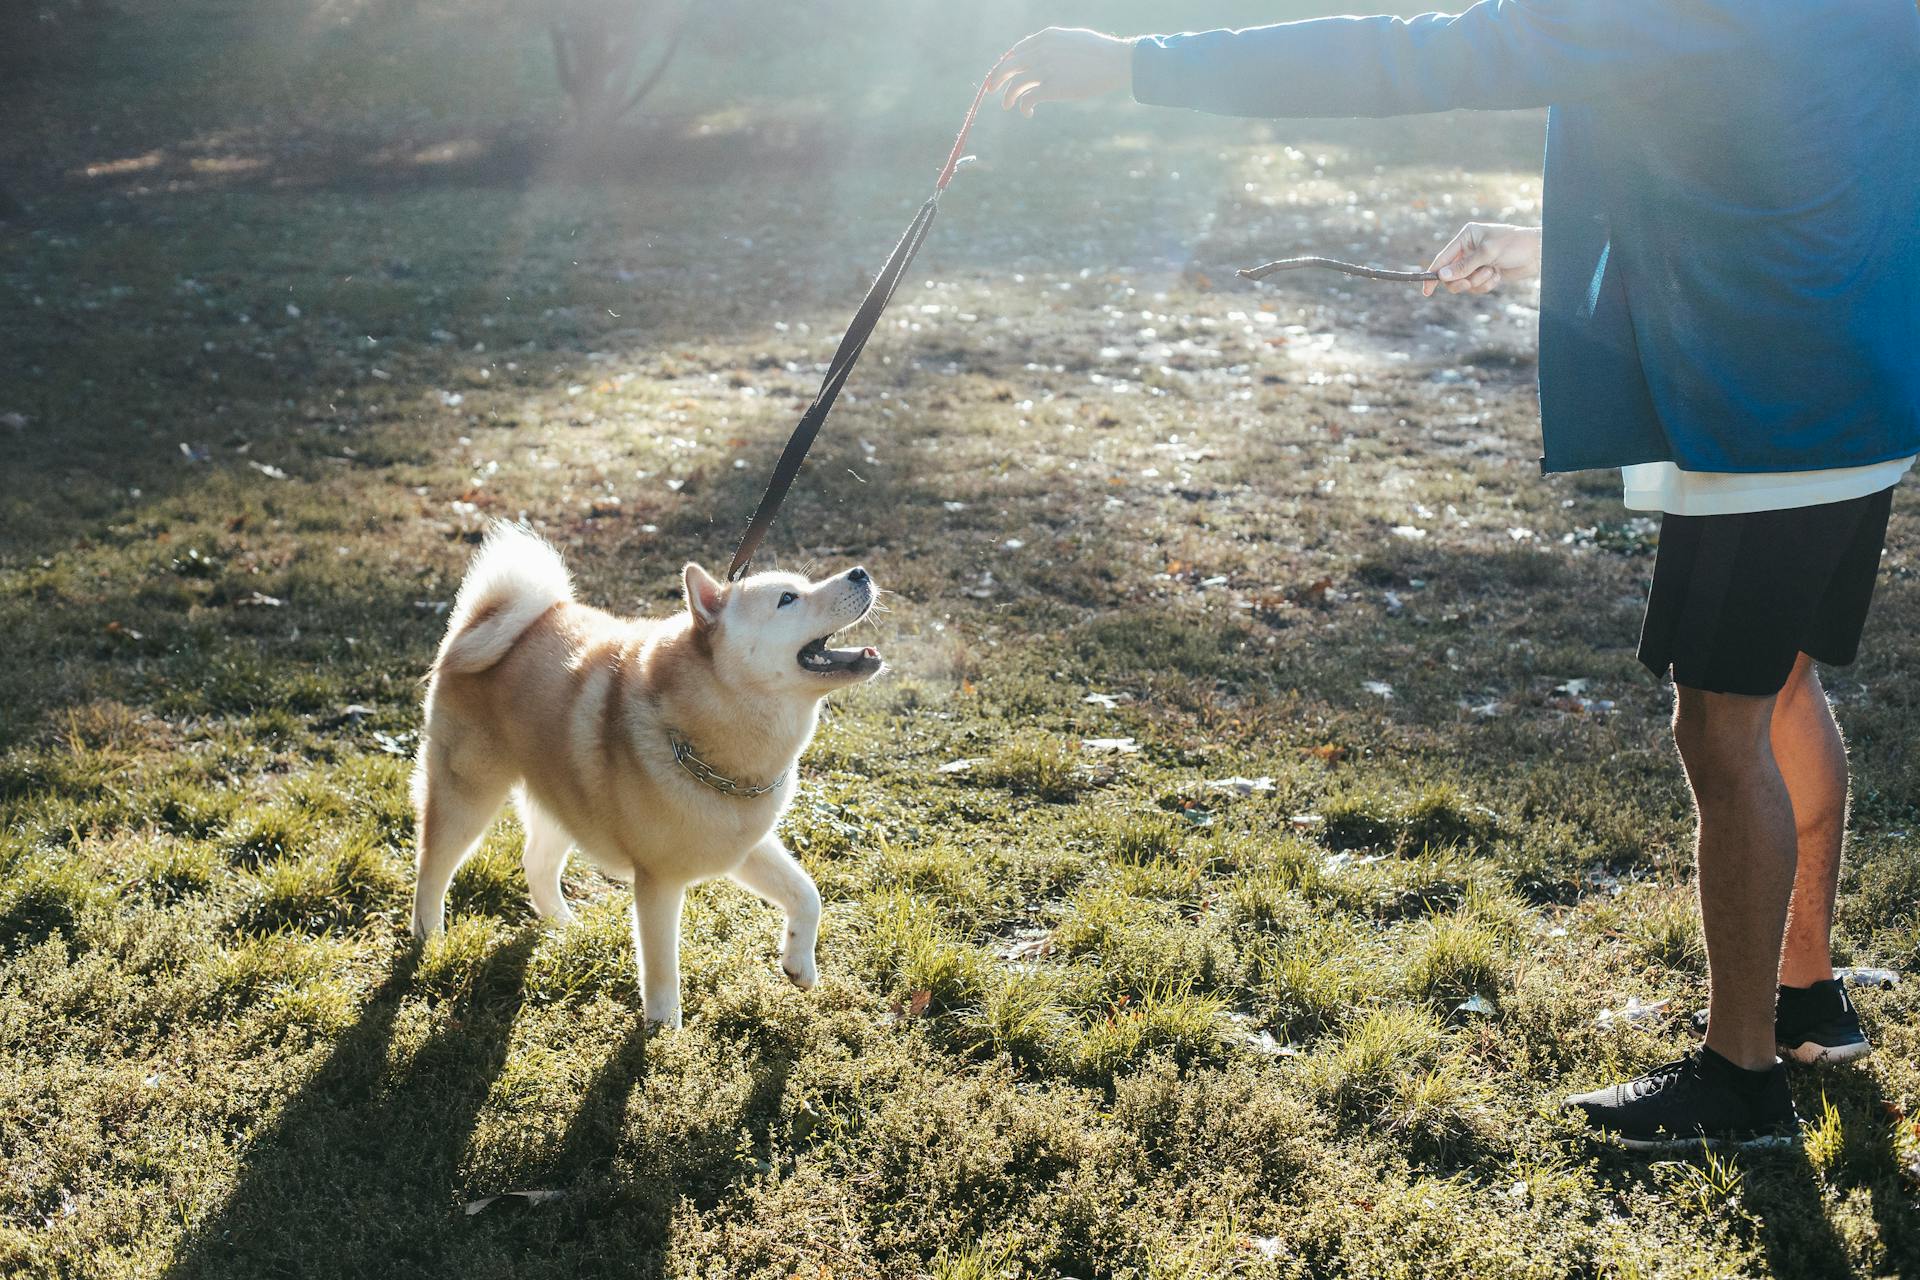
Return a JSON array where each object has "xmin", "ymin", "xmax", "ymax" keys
[{"xmin": 1132, "ymin": 1, "xmax": 1920, "ymax": 475}]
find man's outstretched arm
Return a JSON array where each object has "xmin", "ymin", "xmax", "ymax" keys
[{"xmin": 990, "ymin": 2, "xmax": 1749, "ymax": 120}]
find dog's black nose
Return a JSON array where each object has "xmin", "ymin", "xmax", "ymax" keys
[{"xmin": 847, "ymin": 567, "xmax": 869, "ymax": 585}]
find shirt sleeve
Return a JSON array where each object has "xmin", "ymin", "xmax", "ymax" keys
[{"xmin": 1131, "ymin": 0, "xmax": 1747, "ymax": 118}]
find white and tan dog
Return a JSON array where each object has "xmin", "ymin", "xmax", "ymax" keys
[{"xmin": 409, "ymin": 523, "xmax": 882, "ymax": 1026}]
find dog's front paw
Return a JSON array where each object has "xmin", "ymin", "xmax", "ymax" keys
[
  {"xmin": 781, "ymin": 953, "xmax": 818, "ymax": 991},
  {"xmin": 642, "ymin": 1002, "xmax": 683, "ymax": 1030}
]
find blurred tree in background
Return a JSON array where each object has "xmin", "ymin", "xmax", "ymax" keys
[
  {"xmin": 0, "ymin": 0, "xmax": 1440, "ymax": 205},
  {"xmin": 547, "ymin": 0, "xmax": 690, "ymax": 137}
]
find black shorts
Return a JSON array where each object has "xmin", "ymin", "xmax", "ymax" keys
[{"xmin": 1638, "ymin": 487, "xmax": 1893, "ymax": 697}]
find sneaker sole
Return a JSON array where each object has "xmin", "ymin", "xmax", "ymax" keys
[
  {"xmin": 1612, "ymin": 1129, "xmax": 1801, "ymax": 1154},
  {"xmin": 1780, "ymin": 1038, "xmax": 1873, "ymax": 1066}
]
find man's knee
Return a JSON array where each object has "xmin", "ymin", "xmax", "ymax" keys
[{"xmin": 1673, "ymin": 686, "xmax": 1777, "ymax": 797}]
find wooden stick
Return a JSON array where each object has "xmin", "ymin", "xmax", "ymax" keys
[{"xmin": 1238, "ymin": 256, "xmax": 1440, "ymax": 284}]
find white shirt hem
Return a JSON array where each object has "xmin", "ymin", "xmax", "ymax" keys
[{"xmin": 1621, "ymin": 457, "xmax": 1914, "ymax": 516}]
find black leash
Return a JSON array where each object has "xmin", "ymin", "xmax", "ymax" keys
[
  {"xmin": 725, "ymin": 63, "xmax": 999, "ymax": 582},
  {"xmin": 1238, "ymin": 256, "xmax": 1439, "ymax": 284},
  {"xmin": 720, "ymin": 68, "xmax": 1434, "ymax": 581}
]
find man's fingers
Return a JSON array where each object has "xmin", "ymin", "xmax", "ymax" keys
[
  {"xmin": 1446, "ymin": 266, "xmax": 1499, "ymax": 294},
  {"xmin": 1439, "ymin": 245, "xmax": 1497, "ymax": 283},
  {"xmin": 1002, "ymin": 76, "xmax": 1042, "ymax": 111},
  {"xmin": 985, "ymin": 58, "xmax": 1027, "ymax": 95},
  {"xmin": 1011, "ymin": 82, "xmax": 1051, "ymax": 117},
  {"xmin": 1427, "ymin": 227, "xmax": 1475, "ymax": 278}
]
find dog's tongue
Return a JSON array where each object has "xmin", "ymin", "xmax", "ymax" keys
[
  {"xmin": 829, "ymin": 644, "xmax": 881, "ymax": 673},
  {"xmin": 799, "ymin": 639, "xmax": 882, "ymax": 672}
]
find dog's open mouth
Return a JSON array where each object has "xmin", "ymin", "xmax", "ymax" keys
[{"xmin": 797, "ymin": 632, "xmax": 882, "ymax": 678}]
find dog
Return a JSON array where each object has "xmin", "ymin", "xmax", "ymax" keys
[{"xmin": 409, "ymin": 523, "xmax": 882, "ymax": 1026}]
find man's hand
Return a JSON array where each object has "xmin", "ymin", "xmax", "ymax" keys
[
  {"xmin": 986, "ymin": 28, "xmax": 1134, "ymax": 117},
  {"xmin": 1423, "ymin": 223, "xmax": 1543, "ymax": 297}
]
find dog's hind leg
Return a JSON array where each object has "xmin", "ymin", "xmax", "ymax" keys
[
  {"xmin": 631, "ymin": 876, "xmax": 686, "ymax": 1028},
  {"xmin": 410, "ymin": 736, "xmax": 511, "ymax": 940},
  {"xmin": 515, "ymin": 793, "xmax": 577, "ymax": 926},
  {"xmin": 729, "ymin": 835, "xmax": 822, "ymax": 991}
]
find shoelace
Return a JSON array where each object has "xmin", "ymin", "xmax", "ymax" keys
[{"xmin": 1629, "ymin": 1056, "xmax": 1698, "ymax": 1099}]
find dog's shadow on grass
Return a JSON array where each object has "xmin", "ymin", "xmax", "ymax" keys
[{"xmin": 161, "ymin": 931, "xmax": 543, "ymax": 1280}]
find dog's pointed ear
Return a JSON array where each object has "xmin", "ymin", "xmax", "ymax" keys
[{"xmin": 683, "ymin": 563, "xmax": 726, "ymax": 627}]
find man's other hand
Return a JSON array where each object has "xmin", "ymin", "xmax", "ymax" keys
[
  {"xmin": 987, "ymin": 28, "xmax": 1134, "ymax": 118},
  {"xmin": 1424, "ymin": 223, "xmax": 1544, "ymax": 297}
]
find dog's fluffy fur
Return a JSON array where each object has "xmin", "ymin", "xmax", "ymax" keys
[{"xmin": 410, "ymin": 523, "xmax": 883, "ymax": 1026}]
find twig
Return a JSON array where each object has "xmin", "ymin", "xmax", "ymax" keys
[{"xmin": 1237, "ymin": 256, "xmax": 1439, "ymax": 284}]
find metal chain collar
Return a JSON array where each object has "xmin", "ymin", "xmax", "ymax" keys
[{"xmin": 670, "ymin": 736, "xmax": 788, "ymax": 799}]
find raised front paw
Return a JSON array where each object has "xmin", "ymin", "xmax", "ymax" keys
[{"xmin": 781, "ymin": 948, "xmax": 818, "ymax": 991}]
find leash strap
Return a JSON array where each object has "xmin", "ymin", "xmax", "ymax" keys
[
  {"xmin": 725, "ymin": 58, "xmax": 1006, "ymax": 582},
  {"xmin": 725, "ymin": 195, "xmax": 938, "ymax": 581},
  {"xmin": 1238, "ymin": 256, "xmax": 1439, "ymax": 284}
]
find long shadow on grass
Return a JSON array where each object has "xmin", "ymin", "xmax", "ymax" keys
[
  {"xmin": 1814, "ymin": 1066, "xmax": 1920, "ymax": 1276},
  {"xmin": 1595, "ymin": 1067, "xmax": 1919, "ymax": 1280},
  {"xmin": 1743, "ymin": 1151, "xmax": 1863, "ymax": 1280},
  {"xmin": 469, "ymin": 1019, "xmax": 676, "ymax": 1277},
  {"xmin": 162, "ymin": 931, "xmax": 537, "ymax": 1280},
  {"xmin": 459, "ymin": 1010, "xmax": 797, "ymax": 1279}
]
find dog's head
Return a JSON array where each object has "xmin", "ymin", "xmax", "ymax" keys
[{"xmin": 683, "ymin": 562, "xmax": 883, "ymax": 696}]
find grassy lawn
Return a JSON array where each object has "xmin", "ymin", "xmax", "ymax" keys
[{"xmin": 4, "ymin": 5, "xmax": 1920, "ymax": 1277}]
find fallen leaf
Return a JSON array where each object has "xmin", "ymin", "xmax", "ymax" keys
[
  {"xmin": 887, "ymin": 989, "xmax": 933, "ymax": 1022},
  {"xmin": 995, "ymin": 928, "xmax": 1053, "ymax": 964},
  {"xmin": 1286, "ymin": 577, "xmax": 1335, "ymax": 606}
]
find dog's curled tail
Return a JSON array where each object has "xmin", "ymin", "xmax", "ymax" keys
[{"xmin": 433, "ymin": 522, "xmax": 573, "ymax": 676}]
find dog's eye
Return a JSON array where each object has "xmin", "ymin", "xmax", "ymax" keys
[{"xmin": 777, "ymin": 592, "xmax": 798, "ymax": 608}]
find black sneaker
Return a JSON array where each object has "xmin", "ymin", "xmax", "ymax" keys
[
  {"xmin": 1566, "ymin": 1048, "xmax": 1801, "ymax": 1151},
  {"xmin": 1775, "ymin": 979, "xmax": 1872, "ymax": 1064},
  {"xmin": 1686, "ymin": 979, "xmax": 1873, "ymax": 1065}
]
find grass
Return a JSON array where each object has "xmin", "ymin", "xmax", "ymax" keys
[{"xmin": 3, "ymin": 3, "xmax": 1920, "ymax": 1277}]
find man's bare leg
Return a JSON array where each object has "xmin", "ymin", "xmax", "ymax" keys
[
  {"xmin": 1771, "ymin": 653, "xmax": 1848, "ymax": 988},
  {"xmin": 1673, "ymin": 684, "xmax": 1796, "ymax": 1071}
]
